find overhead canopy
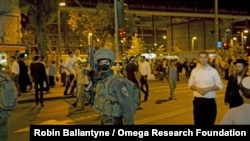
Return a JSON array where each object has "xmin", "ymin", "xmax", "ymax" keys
[{"xmin": 0, "ymin": 44, "xmax": 27, "ymax": 51}]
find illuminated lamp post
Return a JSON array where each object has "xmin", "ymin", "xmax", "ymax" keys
[
  {"xmin": 241, "ymin": 29, "xmax": 248, "ymax": 49},
  {"xmin": 57, "ymin": 1, "xmax": 66, "ymax": 58},
  {"xmin": 163, "ymin": 35, "xmax": 167, "ymax": 52},
  {"xmin": 191, "ymin": 36, "xmax": 197, "ymax": 51}
]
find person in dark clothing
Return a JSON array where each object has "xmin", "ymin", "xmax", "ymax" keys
[
  {"xmin": 30, "ymin": 55, "xmax": 47, "ymax": 107},
  {"xmin": 189, "ymin": 58, "xmax": 197, "ymax": 73},
  {"xmin": 175, "ymin": 58, "xmax": 182, "ymax": 81},
  {"xmin": 18, "ymin": 53, "xmax": 30, "ymax": 93},
  {"xmin": 29, "ymin": 59, "xmax": 35, "ymax": 90},
  {"xmin": 40, "ymin": 56, "xmax": 50, "ymax": 92},
  {"xmin": 224, "ymin": 59, "xmax": 248, "ymax": 108},
  {"xmin": 126, "ymin": 56, "xmax": 142, "ymax": 109},
  {"xmin": 224, "ymin": 58, "xmax": 232, "ymax": 80},
  {"xmin": 155, "ymin": 60, "xmax": 164, "ymax": 81},
  {"xmin": 48, "ymin": 60, "xmax": 56, "ymax": 87},
  {"xmin": 126, "ymin": 56, "xmax": 139, "ymax": 87},
  {"xmin": 183, "ymin": 58, "xmax": 190, "ymax": 78}
]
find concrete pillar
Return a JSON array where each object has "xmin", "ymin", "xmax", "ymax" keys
[{"xmin": 0, "ymin": 0, "xmax": 21, "ymax": 44}]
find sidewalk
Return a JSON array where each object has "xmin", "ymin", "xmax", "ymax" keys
[{"xmin": 17, "ymin": 84, "xmax": 74, "ymax": 104}]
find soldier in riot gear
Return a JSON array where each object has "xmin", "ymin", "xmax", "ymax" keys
[{"xmin": 93, "ymin": 48, "xmax": 134, "ymax": 125}]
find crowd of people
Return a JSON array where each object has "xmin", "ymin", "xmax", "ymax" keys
[
  {"xmin": 1, "ymin": 49, "xmax": 250, "ymax": 141},
  {"xmin": 108, "ymin": 50, "xmax": 250, "ymax": 125},
  {"xmin": 8, "ymin": 53, "xmax": 58, "ymax": 107}
]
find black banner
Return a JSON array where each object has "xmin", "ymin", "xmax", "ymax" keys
[{"xmin": 30, "ymin": 125, "xmax": 250, "ymax": 140}]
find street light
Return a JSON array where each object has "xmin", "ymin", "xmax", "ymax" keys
[
  {"xmin": 163, "ymin": 35, "xmax": 167, "ymax": 52},
  {"xmin": 191, "ymin": 36, "xmax": 197, "ymax": 51},
  {"xmin": 57, "ymin": 1, "xmax": 66, "ymax": 58},
  {"xmin": 59, "ymin": 0, "xmax": 66, "ymax": 6},
  {"xmin": 154, "ymin": 43, "xmax": 157, "ymax": 53},
  {"xmin": 241, "ymin": 29, "xmax": 248, "ymax": 49}
]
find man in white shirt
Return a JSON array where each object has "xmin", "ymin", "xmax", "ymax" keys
[
  {"xmin": 11, "ymin": 56, "xmax": 21, "ymax": 96},
  {"xmin": 59, "ymin": 59, "xmax": 67, "ymax": 86},
  {"xmin": 139, "ymin": 56, "xmax": 151, "ymax": 102},
  {"xmin": 188, "ymin": 50, "xmax": 223, "ymax": 126},
  {"xmin": 63, "ymin": 51, "xmax": 77, "ymax": 96}
]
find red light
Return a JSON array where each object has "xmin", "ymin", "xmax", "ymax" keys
[
  {"xmin": 223, "ymin": 42, "xmax": 229, "ymax": 49},
  {"xmin": 119, "ymin": 29, "xmax": 126, "ymax": 38}
]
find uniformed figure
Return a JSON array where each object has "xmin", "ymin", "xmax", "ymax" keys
[
  {"xmin": 0, "ymin": 64, "xmax": 12, "ymax": 141},
  {"xmin": 93, "ymin": 48, "xmax": 134, "ymax": 125}
]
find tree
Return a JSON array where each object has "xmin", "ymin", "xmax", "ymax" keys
[
  {"xmin": 67, "ymin": 2, "xmax": 137, "ymax": 51},
  {"xmin": 67, "ymin": 2, "xmax": 114, "ymax": 49},
  {"xmin": 19, "ymin": 0, "xmax": 59, "ymax": 56},
  {"xmin": 126, "ymin": 33, "xmax": 143, "ymax": 56}
]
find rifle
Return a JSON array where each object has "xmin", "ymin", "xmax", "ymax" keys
[{"xmin": 84, "ymin": 33, "xmax": 98, "ymax": 106}]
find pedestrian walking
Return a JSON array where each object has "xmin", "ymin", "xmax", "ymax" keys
[
  {"xmin": 30, "ymin": 55, "xmax": 47, "ymax": 107},
  {"xmin": 48, "ymin": 60, "xmax": 57, "ymax": 87},
  {"xmin": 138, "ymin": 56, "xmax": 151, "ymax": 102},
  {"xmin": 166, "ymin": 59, "xmax": 178, "ymax": 100},
  {"xmin": 63, "ymin": 51, "xmax": 77, "ymax": 96}
]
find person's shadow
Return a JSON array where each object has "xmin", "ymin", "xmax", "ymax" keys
[{"xmin": 155, "ymin": 99, "xmax": 171, "ymax": 104}]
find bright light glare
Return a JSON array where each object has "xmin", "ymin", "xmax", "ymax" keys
[{"xmin": 59, "ymin": 2, "xmax": 66, "ymax": 6}]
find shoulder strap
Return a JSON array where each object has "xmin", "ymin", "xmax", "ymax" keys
[{"xmin": 107, "ymin": 75, "xmax": 120, "ymax": 91}]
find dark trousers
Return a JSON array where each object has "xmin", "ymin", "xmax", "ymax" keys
[
  {"xmin": 34, "ymin": 81, "xmax": 44, "ymax": 105},
  {"xmin": 49, "ymin": 75, "xmax": 55, "ymax": 87},
  {"xmin": 193, "ymin": 97, "xmax": 217, "ymax": 126},
  {"xmin": 64, "ymin": 74, "xmax": 76, "ymax": 95},
  {"xmin": 184, "ymin": 68, "xmax": 190, "ymax": 78},
  {"xmin": 60, "ymin": 72, "xmax": 66, "ymax": 85},
  {"xmin": 19, "ymin": 80, "xmax": 27, "ymax": 92},
  {"xmin": 0, "ymin": 116, "xmax": 8, "ymax": 141},
  {"xmin": 140, "ymin": 75, "xmax": 148, "ymax": 101}
]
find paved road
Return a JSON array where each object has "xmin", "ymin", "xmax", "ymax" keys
[{"xmin": 8, "ymin": 75, "xmax": 229, "ymax": 141}]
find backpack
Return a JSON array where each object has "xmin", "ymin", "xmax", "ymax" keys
[
  {"xmin": 108, "ymin": 75, "xmax": 140, "ymax": 115},
  {"xmin": 0, "ymin": 73, "xmax": 19, "ymax": 110}
]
